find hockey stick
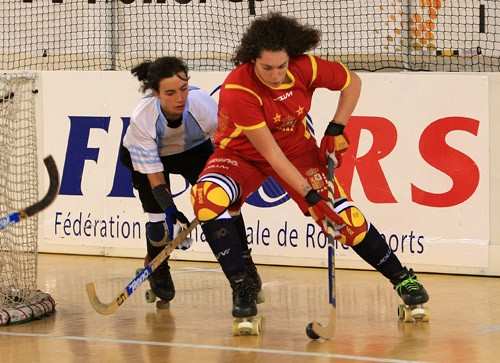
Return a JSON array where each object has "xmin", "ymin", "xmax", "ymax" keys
[
  {"xmin": 306, "ymin": 157, "xmax": 337, "ymax": 340},
  {"xmin": 0, "ymin": 155, "xmax": 59, "ymax": 231},
  {"xmin": 86, "ymin": 219, "xmax": 200, "ymax": 315}
]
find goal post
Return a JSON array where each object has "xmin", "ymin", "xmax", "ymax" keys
[{"xmin": 0, "ymin": 73, "xmax": 55, "ymax": 325}]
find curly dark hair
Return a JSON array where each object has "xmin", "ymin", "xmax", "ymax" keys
[
  {"xmin": 232, "ymin": 13, "xmax": 321, "ymax": 65},
  {"xmin": 131, "ymin": 56, "xmax": 189, "ymax": 93}
]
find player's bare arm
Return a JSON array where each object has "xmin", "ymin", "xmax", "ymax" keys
[
  {"xmin": 319, "ymin": 71, "xmax": 361, "ymax": 167},
  {"xmin": 147, "ymin": 172, "xmax": 168, "ymax": 189},
  {"xmin": 331, "ymin": 71, "xmax": 361, "ymax": 125},
  {"xmin": 243, "ymin": 126, "xmax": 312, "ymax": 196}
]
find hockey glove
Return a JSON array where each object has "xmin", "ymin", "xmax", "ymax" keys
[
  {"xmin": 152, "ymin": 184, "xmax": 178, "ymax": 240},
  {"xmin": 305, "ymin": 189, "xmax": 345, "ymax": 236},
  {"xmin": 164, "ymin": 207, "xmax": 178, "ymax": 240},
  {"xmin": 152, "ymin": 184, "xmax": 193, "ymax": 247},
  {"xmin": 319, "ymin": 122, "xmax": 349, "ymax": 168},
  {"xmin": 172, "ymin": 210, "xmax": 192, "ymax": 250}
]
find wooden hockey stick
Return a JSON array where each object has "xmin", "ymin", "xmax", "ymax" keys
[
  {"xmin": 0, "ymin": 155, "xmax": 59, "ymax": 231},
  {"xmin": 306, "ymin": 157, "xmax": 337, "ymax": 340},
  {"xmin": 86, "ymin": 219, "xmax": 200, "ymax": 315}
]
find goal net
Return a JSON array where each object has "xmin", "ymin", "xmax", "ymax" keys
[
  {"xmin": 0, "ymin": 0, "xmax": 499, "ymax": 72},
  {"xmin": 0, "ymin": 73, "xmax": 55, "ymax": 325}
]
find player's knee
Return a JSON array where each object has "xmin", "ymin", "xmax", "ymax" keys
[
  {"xmin": 146, "ymin": 221, "xmax": 169, "ymax": 247},
  {"xmin": 191, "ymin": 181, "xmax": 231, "ymax": 222},
  {"xmin": 336, "ymin": 206, "xmax": 369, "ymax": 247}
]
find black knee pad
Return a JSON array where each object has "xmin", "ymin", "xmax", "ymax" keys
[{"xmin": 146, "ymin": 221, "xmax": 168, "ymax": 258}]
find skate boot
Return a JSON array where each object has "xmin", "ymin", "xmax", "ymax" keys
[
  {"xmin": 144, "ymin": 257, "xmax": 175, "ymax": 309},
  {"xmin": 143, "ymin": 221, "xmax": 175, "ymax": 309},
  {"xmin": 391, "ymin": 267, "xmax": 430, "ymax": 322},
  {"xmin": 230, "ymin": 272, "xmax": 262, "ymax": 336},
  {"xmin": 242, "ymin": 249, "xmax": 264, "ymax": 304}
]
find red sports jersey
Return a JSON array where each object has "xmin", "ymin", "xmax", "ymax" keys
[{"xmin": 214, "ymin": 54, "xmax": 350, "ymax": 161}]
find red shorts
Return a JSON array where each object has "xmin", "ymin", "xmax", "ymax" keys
[{"xmin": 198, "ymin": 143, "xmax": 351, "ymax": 213}]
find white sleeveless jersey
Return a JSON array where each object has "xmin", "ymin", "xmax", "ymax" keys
[{"xmin": 123, "ymin": 86, "xmax": 217, "ymax": 174}]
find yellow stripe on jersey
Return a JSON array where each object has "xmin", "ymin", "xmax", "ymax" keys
[
  {"xmin": 307, "ymin": 54, "xmax": 318, "ymax": 86},
  {"xmin": 273, "ymin": 70, "xmax": 295, "ymax": 89},
  {"xmin": 234, "ymin": 121, "xmax": 266, "ymax": 131},
  {"xmin": 225, "ymin": 84, "xmax": 263, "ymax": 106},
  {"xmin": 338, "ymin": 61, "xmax": 352, "ymax": 91},
  {"xmin": 219, "ymin": 127, "xmax": 243, "ymax": 149},
  {"xmin": 219, "ymin": 121, "xmax": 266, "ymax": 149},
  {"xmin": 334, "ymin": 178, "xmax": 348, "ymax": 199},
  {"xmin": 302, "ymin": 117, "xmax": 311, "ymax": 139}
]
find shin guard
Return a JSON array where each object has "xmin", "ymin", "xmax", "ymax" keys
[
  {"xmin": 351, "ymin": 224, "xmax": 404, "ymax": 280},
  {"xmin": 202, "ymin": 218, "xmax": 246, "ymax": 280},
  {"xmin": 231, "ymin": 213, "xmax": 249, "ymax": 252}
]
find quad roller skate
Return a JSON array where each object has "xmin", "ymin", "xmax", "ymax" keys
[
  {"xmin": 392, "ymin": 268, "xmax": 430, "ymax": 322},
  {"xmin": 138, "ymin": 255, "xmax": 175, "ymax": 309},
  {"xmin": 230, "ymin": 272, "xmax": 262, "ymax": 336}
]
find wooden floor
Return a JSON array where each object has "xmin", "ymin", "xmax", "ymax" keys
[{"xmin": 0, "ymin": 254, "xmax": 499, "ymax": 363}]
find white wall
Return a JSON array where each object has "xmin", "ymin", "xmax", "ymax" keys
[{"xmin": 488, "ymin": 74, "xmax": 500, "ymax": 275}]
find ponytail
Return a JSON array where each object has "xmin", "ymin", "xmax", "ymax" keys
[{"xmin": 130, "ymin": 57, "xmax": 189, "ymax": 93}]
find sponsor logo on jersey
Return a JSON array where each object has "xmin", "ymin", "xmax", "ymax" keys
[{"xmin": 273, "ymin": 91, "xmax": 293, "ymax": 102}]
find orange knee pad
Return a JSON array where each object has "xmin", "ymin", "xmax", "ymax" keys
[
  {"xmin": 191, "ymin": 181, "xmax": 231, "ymax": 222},
  {"xmin": 336, "ymin": 206, "xmax": 369, "ymax": 246}
]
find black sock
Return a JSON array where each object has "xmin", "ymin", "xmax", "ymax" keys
[
  {"xmin": 352, "ymin": 224, "xmax": 403, "ymax": 281},
  {"xmin": 202, "ymin": 218, "xmax": 246, "ymax": 279},
  {"xmin": 232, "ymin": 213, "xmax": 249, "ymax": 253}
]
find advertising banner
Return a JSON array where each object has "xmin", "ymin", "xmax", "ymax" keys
[{"xmin": 37, "ymin": 71, "xmax": 489, "ymax": 269}]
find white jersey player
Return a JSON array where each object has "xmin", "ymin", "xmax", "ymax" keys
[{"xmin": 120, "ymin": 57, "xmax": 217, "ymax": 306}]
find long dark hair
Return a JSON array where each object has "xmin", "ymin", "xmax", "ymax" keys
[
  {"xmin": 131, "ymin": 57, "xmax": 189, "ymax": 93},
  {"xmin": 233, "ymin": 13, "xmax": 321, "ymax": 65}
]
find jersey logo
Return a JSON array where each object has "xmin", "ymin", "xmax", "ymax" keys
[{"xmin": 273, "ymin": 91, "xmax": 293, "ymax": 102}]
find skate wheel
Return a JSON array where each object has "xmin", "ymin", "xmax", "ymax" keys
[
  {"xmin": 156, "ymin": 300, "xmax": 170, "ymax": 309},
  {"xmin": 256, "ymin": 290, "xmax": 265, "ymax": 304},
  {"xmin": 231, "ymin": 321, "xmax": 239, "ymax": 336},
  {"xmin": 305, "ymin": 322, "xmax": 320, "ymax": 340},
  {"xmin": 232, "ymin": 316, "xmax": 261, "ymax": 336},
  {"xmin": 398, "ymin": 304, "xmax": 430, "ymax": 323},
  {"xmin": 145, "ymin": 289, "xmax": 156, "ymax": 304},
  {"xmin": 251, "ymin": 317, "xmax": 261, "ymax": 335},
  {"xmin": 410, "ymin": 307, "xmax": 425, "ymax": 320},
  {"xmin": 404, "ymin": 311, "xmax": 413, "ymax": 322},
  {"xmin": 403, "ymin": 307, "xmax": 414, "ymax": 323},
  {"xmin": 411, "ymin": 306, "xmax": 430, "ymax": 322},
  {"xmin": 232, "ymin": 319, "xmax": 252, "ymax": 335},
  {"xmin": 398, "ymin": 304, "xmax": 413, "ymax": 322},
  {"xmin": 421, "ymin": 310, "xmax": 430, "ymax": 322},
  {"xmin": 397, "ymin": 304, "xmax": 405, "ymax": 320}
]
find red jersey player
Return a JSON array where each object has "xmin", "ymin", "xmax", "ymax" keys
[{"xmin": 191, "ymin": 13, "xmax": 429, "ymax": 334}]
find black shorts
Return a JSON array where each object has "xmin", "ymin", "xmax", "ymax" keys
[{"xmin": 120, "ymin": 139, "xmax": 214, "ymax": 213}]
